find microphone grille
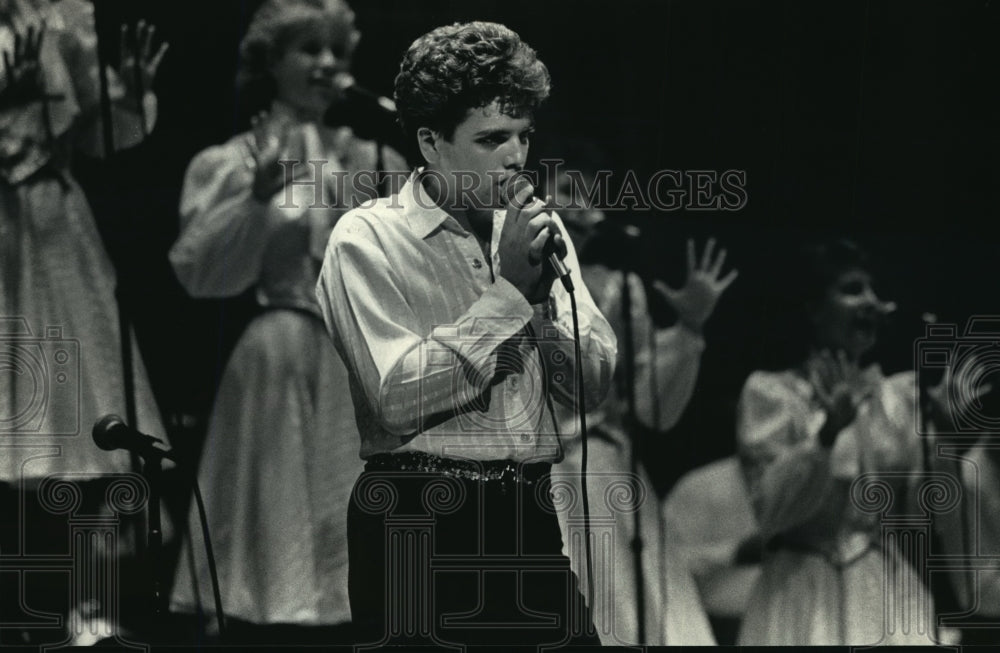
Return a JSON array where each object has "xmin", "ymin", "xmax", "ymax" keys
[
  {"xmin": 504, "ymin": 173, "xmax": 534, "ymax": 208},
  {"xmin": 332, "ymin": 73, "xmax": 355, "ymax": 92},
  {"xmin": 92, "ymin": 414, "xmax": 125, "ymax": 451}
]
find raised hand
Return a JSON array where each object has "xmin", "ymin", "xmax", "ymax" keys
[
  {"xmin": 248, "ymin": 111, "xmax": 292, "ymax": 202},
  {"xmin": 0, "ymin": 23, "xmax": 48, "ymax": 109},
  {"xmin": 808, "ymin": 349, "xmax": 870, "ymax": 446},
  {"xmin": 117, "ymin": 20, "xmax": 168, "ymax": 98},
  {"xmin": 652, "ymin": 237, "xmax": 738, "ymax": 333}
]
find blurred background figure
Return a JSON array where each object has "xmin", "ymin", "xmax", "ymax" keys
[
  {"xmin": 733, "ymin": 239, "xmax": 980, "ymax": 645},
  {"xmin": 1, "ymin": 0, "xmax": 167, "ymax": 645},
  {"xmin": 662, "ymin": 454, "xmax": 761, "ymax": 645},
  {"xmin": 167, "ymin": 0, "xmax": 404, "ymax": 644},
  {"xmin": 939, "ymin": 436, "xmax": 1000, "ymax": 644},
  {"xmin": 550, "ymin": 162, "xmax": 736, "ymax": 645}
]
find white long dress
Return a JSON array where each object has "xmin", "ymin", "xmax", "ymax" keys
[
  {"xmin": 168, "ymin": 108, "xmax": 404, "ymax": 626},
  {"xmin": 553, "ymin": 266, "xmax": 716, "ymax": 645},
  {"xmin": 1, "ymin": 0, "xmax": 163, "ymax": 483},
  {"xmin": 736, "ymin": 365, "xmax": 937, "ymax": 645}
]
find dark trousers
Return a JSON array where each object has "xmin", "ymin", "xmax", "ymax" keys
[{"xmin": 347, "ymin": 466, "xmax": 601, "ymax": 651}]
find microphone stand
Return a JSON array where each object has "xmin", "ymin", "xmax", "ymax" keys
[
  {"xmin": 92, "ymin": 0, "xmax": 140, "ymax": 445},
  {"xmin": 140, "ymin": 447, "xmax": 172, "ymax": 621},
  {"xmin": 619, "ymin": 265, "xmax": 647, "ymax": 644}
]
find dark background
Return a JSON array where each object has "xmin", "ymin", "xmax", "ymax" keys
[{"xmin": 78, "ymin": 0, "xmax": 998, "ymax": 496}]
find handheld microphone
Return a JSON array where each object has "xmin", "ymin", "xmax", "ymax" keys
[
  {"xmin": 93, "ymin": 414, "xmax": 176, "ymax": 462},
  {"xmin": 506, "ymin": 176, "xmax": 574, "ymax": 290}
]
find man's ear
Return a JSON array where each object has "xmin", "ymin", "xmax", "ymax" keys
[{"xmin": 416, "ymin": 127, "xmax": 441, "ymax": 164}]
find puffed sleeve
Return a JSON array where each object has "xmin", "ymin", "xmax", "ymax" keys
[
  {"xmin": 169, "ymin": 139, "xmax": 277, "ymax": 297},
  {"xmin": 737, "ymin": 371, "xmax": 846, "ymax": 538}
]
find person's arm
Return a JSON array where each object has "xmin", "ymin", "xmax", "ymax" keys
[
  {"xmin": 641, "ymin": 322, "xmax": 705, "ymax": 430},
  {"xmin": 634, "ymin": 238, "xmax": 736, "ymax": 431},
  {"xmin": 737, "ymin": 371, "xmax": 848, "ymax": 538},
  {"xmin": 168, "ymin": 140, "xmax": 278, "ymax": 298},
  {"xmin": 316, "ymin": 211, "xmax": 539, "ymax": 436}
]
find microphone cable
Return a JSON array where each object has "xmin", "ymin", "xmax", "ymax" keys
[
  {"xmin": 190, "ymin": 478, "xmax": 227, "ymax": 639},
  {"xmin": 554, "ymin": 268, "xmax": 598, "ymax": 629}
]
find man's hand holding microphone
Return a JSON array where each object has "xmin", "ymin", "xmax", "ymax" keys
[{"xmin": 498, "ymin": 175, "xmax": 571, "ymax": 304}]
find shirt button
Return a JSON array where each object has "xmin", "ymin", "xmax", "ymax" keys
[
  {"xmin": 520, "ymin": 433, "xmax": 532, "ymax": 442},
  {"xmin": 508, "ymin": 376, "xmax": 519, "ymax": 391},
  {"xmin": 472, "ymin": 258, "xmax": 483, "ymax": 269}
]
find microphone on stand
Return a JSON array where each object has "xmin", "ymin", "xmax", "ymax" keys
[
  {"xmin": 323, "ymin": 73, "xmax": 407, "ymax": 182},
  {"xmin": 332, "ymin": 73, "xmax": 397, "ymax": 114},
  {"xmin": 92, "ymin": 414, "xmax": 176, "ymax": 462}
]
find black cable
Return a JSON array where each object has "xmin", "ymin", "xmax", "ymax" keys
[
  {"xmin": 191, "ymin": 479, "xmax": 227, "ymax": 639},
  {"xmin": 562, "ymin": 274, "xmax": 596, "ymax": 627}
]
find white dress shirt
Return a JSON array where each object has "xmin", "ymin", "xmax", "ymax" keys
[{"xmin": 316, "ymin": 171, "xmax": 617, "ymax": 461}]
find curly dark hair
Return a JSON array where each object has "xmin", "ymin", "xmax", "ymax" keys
[
  {"xmin": 394, "ymin": 21, "xmax": 551, "ymax": 143},
  {"xmin": 237, "ymin": 0, "xmax": 359, "ymax": 111}
]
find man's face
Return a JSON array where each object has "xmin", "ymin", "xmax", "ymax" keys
[{"xmin": 429, "ymin": 100, "xmax": 535, "ymax": 211}]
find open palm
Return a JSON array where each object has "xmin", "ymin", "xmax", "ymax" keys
[{"xmin": 653, "ymin": 238, "xmax": 738, "ymax": 332}]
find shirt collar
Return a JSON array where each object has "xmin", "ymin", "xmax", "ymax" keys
[{"xmin": 402, "ymin": 168, "xmax": 466, "ymax": 239}]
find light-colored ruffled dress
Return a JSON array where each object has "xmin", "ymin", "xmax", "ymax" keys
[
  {"xmin": 736, "ymin": 365, "xmax": 937, "ymax": 645},
  {"xmin": 168, "ymin": 107, "xmax": 404, "ymax": 626},
  {"xmin": 1, "ymin": 0, "xmax": 163, "ymax": 483}
]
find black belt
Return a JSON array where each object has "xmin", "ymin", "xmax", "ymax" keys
[{"xmin": 365, "ymin": 451, "xmax": 551, "ymax": 493}]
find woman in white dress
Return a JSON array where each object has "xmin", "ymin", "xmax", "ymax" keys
[
  {"xmin": 552, "ymin": 176, "xmax": 737, "ymax": 645},
  {"xmin": 1, "ymin": 1, "xmax": 166, "ymax": 644},
  {"xmin": 736, "ymin": 239, "xmax": 947, "ymax": 645},
  {"xmin": 168, "ymin": 0, "xmax": 404, "ymax": 642}
]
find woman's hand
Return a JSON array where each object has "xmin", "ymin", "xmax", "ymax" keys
[
  {"xmin": 248, "ymin": 111, "xmax": 292, "ymax": 202},
  {"xmin": 808, "ymin": 349, "xmax": 870, "ymax": 446},
  {"xmin": 117, "ymin": 20, "xmax": 168, "ymax": 99},
  {"xmin": 0, "ymin": 23, "xmax": 48, "ymax": 109},
  {"xmin": 652, "ymin": 238, "xmax": 738, "ymax": 333}
]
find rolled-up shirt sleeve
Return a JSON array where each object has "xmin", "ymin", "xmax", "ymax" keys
[{"xmin": 317, "ymin": 213, "xmax": 538, "ymax": 436}]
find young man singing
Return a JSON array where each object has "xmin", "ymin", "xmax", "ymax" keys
[{"xmin": 316, "ymin": 21, "xmax": 616, "ymax": 649}]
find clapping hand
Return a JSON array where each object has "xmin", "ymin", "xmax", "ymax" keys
[
  {"xmin": 808, "ymin": 349, "xmax": 871, "ymax": 446},
  {"xmin": 248, "ymin": 111, "xmax": 292, "ymax": 202},
  {"xmin": 117, "ymin": 21, "xmax": 168, "ymax": 99},
  {"xmin": 652, "ymin": 238, "xmax": 738, "ymax": 333}
]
